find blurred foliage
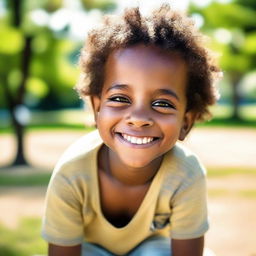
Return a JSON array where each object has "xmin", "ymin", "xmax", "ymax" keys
[
  {"xmin": 0, "ymin": 0, "xmax": 116, "ymax": 110},
  {"xmin": 1, "ymin": 0, "xmax": 255, "ymax": 112},
  {"xmin": 0, "ymin": 25, "xmax": 24, "ymax": 54},
  {"xmin": 80, "ymin": 0, "xmax": 116, "ymax": 11},
  {"xmin": 190, "ymin": 1, "xmax": 256, "ymax": 72},
  {"xmin": 0, "ymin": 29, "xmax": 80, "ymax": 110},
  {"xmin": 43, "ymin": 0, "xmax": 64, "ymax": 13},
  {"xmin": 189, "ymin": 0, "xmax": 256, "ymax": 119},
  {"xmin": 28, "ymin": 30, "xmax": 80, "ymax": 108},
  {"xmin": 0, "ymin": 0, "xmax": 115, "ymax": 165}
]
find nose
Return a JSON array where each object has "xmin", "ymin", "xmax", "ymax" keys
[{"xmin": 125, "ymin": 107, "xmax": 154, "ymax": 128}]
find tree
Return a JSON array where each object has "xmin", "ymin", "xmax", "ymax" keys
[
  {"xmin": 1, "ymin": 0, "xmax": 33, "ymax": 165},
  {"xmin": 0, "ymin": 0, "xmax": 116, "ymax": 167},
  {"xmin": 189, "ymin": 0, "xmax": 256, "ymax": 120}
]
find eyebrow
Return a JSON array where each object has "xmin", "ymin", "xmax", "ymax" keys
[
  {"xmin": 106, "ymin": 84, "xmax": 129, "ymax": 92},
  {"xmin": 106, "ymin": 84, "xmax": 180, "ymax": 101},
  {"xmin": 156, "ymin": 88, "xmax": 180, "ymax": 101}
]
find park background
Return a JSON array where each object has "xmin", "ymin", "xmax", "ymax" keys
[{"xmin": 0, "ymin": 0, "xmax": 256, "ymax": 255}]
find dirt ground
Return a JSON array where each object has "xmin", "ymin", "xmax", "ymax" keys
[{"xmin": 0, "ymin": 128, "xmax": 256, "ymax": 256}]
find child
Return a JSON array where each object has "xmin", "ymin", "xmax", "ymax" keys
[{"xmin": 42, "ymin": 4, "xmax": 220, "ymax": 256}]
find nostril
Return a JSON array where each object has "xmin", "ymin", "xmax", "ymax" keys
[{"xmin": 126, "ymin": 118, "xmax": 153, "ymax": 127}]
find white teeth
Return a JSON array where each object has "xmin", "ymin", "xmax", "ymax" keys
[
  {"xmin": 131, "ymin": 137, "xmax": 136, "ymax": 144},
  {"xmin": 137, "ymin": 138, "xmax": 142, "ymax": 144},
  {"xmin": 121, "ymin": 134, "xmax": 154, "ymax": 145},
  {"xmin": 142, "ymin": 137, "xmax": 148, "ymax": 144}
]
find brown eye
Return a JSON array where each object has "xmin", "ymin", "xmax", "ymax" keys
[
  {"xmin": 108, "ymin": 96, "xmax": 130, "ymax": 103},
  {"xmin": 152, "ymin": 100, "xmax": 176, "ymax": 109}
]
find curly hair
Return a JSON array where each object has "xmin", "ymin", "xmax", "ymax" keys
[{"xmin": 76, "ymin": 4, "xmax": 221, "ymax": 121}]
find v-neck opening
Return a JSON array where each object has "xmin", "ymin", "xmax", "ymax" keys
[{"xmin": 91, "ymin": 143, "xmax": 168, "ymax": 231}]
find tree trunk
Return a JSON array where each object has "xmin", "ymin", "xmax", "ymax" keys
[
  {"xmin": 11, "ymin": 111, "xmax": 27, "ymax": 165},
  {"xmin": 10, "ymin": 36, "xmax": 33, "ymax": 166},
  {"xmin": 4, "ymin": 0, "xmax": 33, "ymax": 166},
  {"xmin": 2, "ymin": 77, "xmax": 28, "ymax": 166},
  {"xmin": 12, "ymin": 0, "xmax": 21, "ymax": 27},
  {"xmin": 230, "ymin": 73, "xmax": 242, "ymax": 120}
]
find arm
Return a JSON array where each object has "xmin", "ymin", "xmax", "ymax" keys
[
  {"xmin": 42, "ymin": 174, "xmax": 84, "ymax": 254},
  {"xmin": 170, "ymin": 169, "xmax": 208, "ymax": 255},
  {"xmin": 172, "ymin": 236, "xmax": 204, "ymax": 256},
  {"xmin": 48, "ymin": 244, "xmax": 81, "ymax": 256}
]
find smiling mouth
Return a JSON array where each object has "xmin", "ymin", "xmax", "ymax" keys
[{"xmin": 118, "ymin": 133, "xmax": 159, "ymax": 145}]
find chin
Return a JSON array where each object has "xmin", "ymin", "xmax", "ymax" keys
[{"xmin": 120, "ymin": 157, "xmax": 155, "ymax": 169}]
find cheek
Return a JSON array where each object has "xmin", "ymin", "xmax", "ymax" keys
[
  {"xmin": 97, "ymin": 107, "xmax": 120, "ymax": 126},
  {"xmin": 159, "ymin": 117, "xmax": 182, "ymax": 136},
  {"xmin": 158, "ymin": 114, "xmax": 179, "ymax": 126}
]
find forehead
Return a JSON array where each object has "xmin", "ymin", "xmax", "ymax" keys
[
  {"xmin": 109, "ymin": 44, "xmax": 187, "ymax": 72},
  {"xmin": 103, "ymin": 44, "xmax": 188, "ymax": 96}
]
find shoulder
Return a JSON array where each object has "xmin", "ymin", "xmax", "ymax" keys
[
  {"xmin": 163, "ymin": 143, "xmax": 207, "ymax": 184},
  {"xmin": 51, "ymin": 129, "xmax": 102, "ymax": 179}
]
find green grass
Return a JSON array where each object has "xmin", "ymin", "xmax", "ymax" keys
[
  {"xmin": 0, "ymin": 124, "xmax": 94, "ymax": 134},
  {"xmin": 0, "ymin": 125, "xmax": 15, "ymax": 134},
  {"xmin": 207, "ymin": 167, "xmax": 256, "ymax": 177},
  {"xmin": 0, "ymin": 218, "xmax": 47, "ymax": 256},
  {"xmin": 0, "ymin": 172, "xmax": 51, "ymax": 187},
  {"xmin": 28, "ymin": 123, "xmax": 93, "ymax": 131},
  {"xmin": 239, "ymin": 104, "xmax": 256, "ymax": 120},
  {"xmin": 208, "ymin": 189, "xmax": 256, "ymax": 198},
  {"xmin": 239, "ymin": 189, "xmax": 256, "ymax": 198},
  {"xmin": 196, "ymin": 117, "xmax": 256, "ymax": 128}
]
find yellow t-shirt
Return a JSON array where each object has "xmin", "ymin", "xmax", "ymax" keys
[{"xmin": 41, "ymin": 130, "xmax": 209, "ymax": 255}]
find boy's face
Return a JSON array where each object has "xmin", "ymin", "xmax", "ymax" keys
[{"xmin": 91, "ymin": 44, "xmax": 195, "ymax": 169}]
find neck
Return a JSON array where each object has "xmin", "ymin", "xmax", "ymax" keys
[{"xmin": 98, "ymin": 145, "xmax": 163, "ymax": 186}]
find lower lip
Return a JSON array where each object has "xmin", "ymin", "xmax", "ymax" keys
[{"xmin": 115, "ymin": 133, "xmax": 160, "ymax": 149}]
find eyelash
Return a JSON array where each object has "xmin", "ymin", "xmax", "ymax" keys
[
  {"xmin": 107, "ymin": 96, "xmax": 176, "ymax": 110},
  {"xmin": 152, "ymin": 100, "xmax": 176, "ymax": 109},
  {"xmin": 108, "ymin": 96, "xmax": 130, "ymax": 103}
]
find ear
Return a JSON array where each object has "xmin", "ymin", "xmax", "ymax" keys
[
  {"xmin": 90, "ymin": 95, "xmax": 101, "ymax": 124},
  {"xmin": 179, "ymin": 111, "xmax": 197, "ymax": 141}
]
